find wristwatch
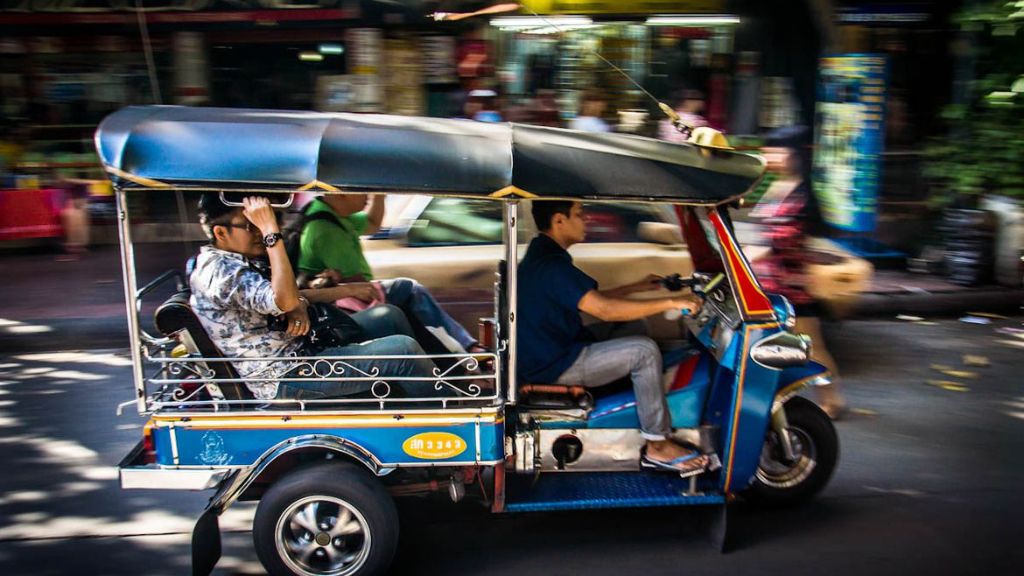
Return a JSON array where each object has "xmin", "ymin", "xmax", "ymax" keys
[{"xmin": 262, "ymin": 232, "xmax": 283, "ymax": 248}]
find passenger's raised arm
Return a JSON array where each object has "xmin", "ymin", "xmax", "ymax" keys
[{"xmin": 242, "ymin": 196, "xmax": 301, "ymax": 312}]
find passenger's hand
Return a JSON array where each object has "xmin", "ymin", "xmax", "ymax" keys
[
  {"xmin": 284, "ymin": 301, "xmax": 311, "ymax": 337},
  {"xmin": 321, "ymin": 269, "xmax": 344, "ymax": 285},
  {"xmin": 242, "ymin": 196, "xmax": 279, "ymax": 235},
  {"xmin": 309, "ymin": 269, "xmax": 343, "ymax": 289},
  {"xmin": 344, "ymin": 282, "xmax": 378, "ymax": 303}
]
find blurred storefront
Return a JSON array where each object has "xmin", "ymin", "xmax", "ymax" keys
[{"xmin": 486, "ymin": 2, "xmax": 743, "ymax": 133}]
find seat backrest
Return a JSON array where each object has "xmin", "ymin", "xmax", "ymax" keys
[{"xmin": 154, "ymin": 290, "xmax": 254, "ymax": 401}]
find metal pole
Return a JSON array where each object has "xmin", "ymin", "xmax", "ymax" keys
[
  {"xmin": 115, "ymin": 188, "xmax": 148, "ymax": 413},
  {"xmin": 504, "ymin": 201, "xmax": 519, "ymax": 405}
]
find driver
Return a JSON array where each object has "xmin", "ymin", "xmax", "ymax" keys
[{"xmin": 518, "ymin": 201, "xmax": 710, "ymax": 476}]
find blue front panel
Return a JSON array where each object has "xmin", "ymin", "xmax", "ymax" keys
[
  {"xmin": 779, "ymin": 361, "xmax": 830, "ymax": 388},
  {"xmin": 707, "ymin": 324, "xmax": 782, "ymax": 493},
  {"xmin": 153, "ymin": 421, "xmax": 503, "ymax": 467}
]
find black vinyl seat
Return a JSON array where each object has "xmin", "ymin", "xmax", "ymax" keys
[{"xmin": 154, "ymin": 290, "xmax": 254, "ymax": 401}]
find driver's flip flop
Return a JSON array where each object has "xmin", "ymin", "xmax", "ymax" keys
[{"xmin": 640, "ymin": 449, "xmax": 710, "ymax": 478}]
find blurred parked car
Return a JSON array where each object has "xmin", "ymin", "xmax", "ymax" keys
[{"xmin": 361, "ymin": 196, "xmax": 871, "ymax": 330}]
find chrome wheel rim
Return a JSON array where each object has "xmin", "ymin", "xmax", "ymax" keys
[
  {"xmin": 275, "ymin": 496, "xmax": 371, "ymax": 576},
  {"xmin": 756, "ymin": 426, "xmax": 817, "ymax": 489}
]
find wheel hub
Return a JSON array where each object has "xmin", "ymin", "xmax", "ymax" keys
[{"xmin": 275, "ymin": 495, "xmax": 371, "ymax": 576}]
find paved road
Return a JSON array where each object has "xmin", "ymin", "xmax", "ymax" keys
[{"xmin": 1, "ymin": 318, "xmax": 1022, "ymax": 575}]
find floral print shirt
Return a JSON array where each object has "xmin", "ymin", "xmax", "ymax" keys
[{"xmin": 189, "ymin": 246, "xmax": 302, "ymax": 399}]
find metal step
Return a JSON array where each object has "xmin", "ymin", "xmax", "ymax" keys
[{"xmin": 504, "ymin": 472, "xmax": 724, "ymax": 513}]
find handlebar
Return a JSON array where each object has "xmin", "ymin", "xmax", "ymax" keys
[{"xmin": 660, "ymin": 272, "xmax": 714, "ymax": 293}]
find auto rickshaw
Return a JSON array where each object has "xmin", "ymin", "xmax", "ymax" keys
[{"xmin": 99, "ymin": 106, "xmax": 838, "ymax": 576}]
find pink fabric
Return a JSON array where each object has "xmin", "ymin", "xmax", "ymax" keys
[{"xmin": 334, "ymin": 281, "xmax": 386, "ymax": 312}]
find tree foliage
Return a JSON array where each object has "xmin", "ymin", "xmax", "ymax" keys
[{"xmin": 924, "ymin": 1, "xmax": 1024, "ymax": 205}]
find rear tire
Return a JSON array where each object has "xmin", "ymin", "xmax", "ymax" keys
[
  {"xmin": 744, "ymin": 396, "xmax": 839, "ymax": 507},
  {"xmin": 253, "ymin": 461, "xmax": 398, "ymax": 576}
]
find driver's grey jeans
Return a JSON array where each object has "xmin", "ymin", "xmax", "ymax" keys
[{"xmin": 555, "ymin": 323, "xmax": 671, "ymax": 441}]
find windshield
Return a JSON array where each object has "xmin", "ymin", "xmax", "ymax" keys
[{"xmin": 676, "ymin": 206, "xmax": 725, "ymax": 274}]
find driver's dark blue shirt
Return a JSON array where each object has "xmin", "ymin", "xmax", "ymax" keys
[{"xmin": 517, "ymin": 234, "xmax": 598, "ymax": 383}]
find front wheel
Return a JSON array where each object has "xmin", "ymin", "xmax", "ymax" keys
[
  {"xmin": 744, "ymin": 396, "xmax": 839, "ymax": 506},
  {"xmin": 253, "ymin": 461, "xmax": 399, "ymax": 576}
]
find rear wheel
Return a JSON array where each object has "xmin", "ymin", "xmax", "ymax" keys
[
  {"xmin": 253, "ymin": 462, "xmax": 398, "ymax": 576},
  {"xmin": 745, "ymin": 396, "xmax": 839, "ymax": 506}
]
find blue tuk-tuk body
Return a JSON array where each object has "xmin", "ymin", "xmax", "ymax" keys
[{"xmin": 101, "ymin": 107, "xmax": 837, "ymax": 576}]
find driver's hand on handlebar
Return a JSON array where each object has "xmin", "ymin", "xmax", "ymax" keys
[
  {"xmin": 242, "ymin": 196, "xmax": 280, "ymax": 235},
  {"xmin": 671, "ymin": 296, "xmax": 702, "ymax": 316}
]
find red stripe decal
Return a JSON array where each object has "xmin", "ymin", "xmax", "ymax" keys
[{"xmin": 708, "ymin": 210, "xmax": 774, "ymax": 319}]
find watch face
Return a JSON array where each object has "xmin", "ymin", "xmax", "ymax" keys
[{"xmin": 263, "ymin": 233, "xmax": 280, "ymax": 247}]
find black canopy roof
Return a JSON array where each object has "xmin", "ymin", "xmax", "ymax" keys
[{"xmin": 95, "ymin": 106, "xmax": 765, "ymax": 205}]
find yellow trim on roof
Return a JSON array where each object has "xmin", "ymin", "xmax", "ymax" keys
[
  {"xmin": 489, "ymin": 186, "xmax": 537, "ymax": 199},
  {"xmin": 298, "ymin": 180, "xmax": 341, "ymax": 193},
  {"xmin": 104, "ymin": 166, "xmax": 172, "ymax": 188}
]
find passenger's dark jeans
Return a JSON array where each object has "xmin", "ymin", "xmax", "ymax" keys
[
  {"xmin": 380, "ymin": 278, "xmax": 476, "ymax": 350},
  {"xmin": 277, "ymin": 304, "xmax": 438, "ymax": 400}
]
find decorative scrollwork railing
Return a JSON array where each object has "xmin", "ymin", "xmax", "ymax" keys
[{"xmin": 144, "ymin": 351, "xmax": 501, "ymax": 412}]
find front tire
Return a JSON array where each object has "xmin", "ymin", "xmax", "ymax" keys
[
  {"xmin": 253, "ymin": 461, "xmax": 399, "ymax": 576},
  {"xmin": 745, "ymin": 396, "xmax": 839, "ymax": 506}
]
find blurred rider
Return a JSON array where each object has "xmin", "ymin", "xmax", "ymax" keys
[{"xmin": 751, "ymin": 126, "xmax": 846, "ymax": 419}]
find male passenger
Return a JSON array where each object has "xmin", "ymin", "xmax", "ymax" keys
[
  {"xmin": 297, "ymin": 193, "xmax": 485, "ymax": 353},
  {"xmin": 518, "ymin": 200, "xmax": 710, "ymax": 475},
  {"xmin": 190, "ymin": 192, "xmax": 437, "ymax": 400}
]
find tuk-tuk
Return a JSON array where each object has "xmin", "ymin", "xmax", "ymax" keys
[{"xmin": 98, "ymin": 106, "xmax": 838, "ymax": 576}]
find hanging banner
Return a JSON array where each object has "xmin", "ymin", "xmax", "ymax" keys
[{"xmin": 812, "ymin": 54, "xmax": 887, "ymax": 233}]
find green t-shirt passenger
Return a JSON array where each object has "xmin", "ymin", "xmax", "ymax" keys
[{"xmin": 297, "ymin": 198, "xmax": 374, "ymax": 281}]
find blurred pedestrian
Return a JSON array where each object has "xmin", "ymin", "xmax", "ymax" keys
[
  {"xmin": 530, "ymin": 88, "xmax": 561, "ymax": 127},
  {"xmin": 658, "ymin": 89, "xmax": 707, "ymax": 144},
  {"xmin": 466, "ymin": 89, "xmax": 502, "ymax": 123},
  {"xmin": 569, "ymin": 90, "xmax": 611, "ymax": 133},
  {"xmin": 750, "ymin": 125, "xmax": 847, "ymax": 419}
]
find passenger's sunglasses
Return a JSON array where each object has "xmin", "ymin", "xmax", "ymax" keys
[{"xmin": 217, "ymin": 220, "xmax": 256, "ymax": 233}]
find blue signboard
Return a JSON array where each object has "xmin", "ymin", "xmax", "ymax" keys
[{"xmin": 812, "ymin": 54, "xmax": 887, "ymax": 233}]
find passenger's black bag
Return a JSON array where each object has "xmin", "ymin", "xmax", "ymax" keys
[
  {"xmin": 269, "ymin": 303, "xmax": 366, "ymax": 353},
  {"xmin": 305, "ymin": 302, "xmax": 366, "ymax": 352}
]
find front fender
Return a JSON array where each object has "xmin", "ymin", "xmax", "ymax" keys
[{"xmin": 773, "ymin": 361, "xmax": 831, "ymax": 411}]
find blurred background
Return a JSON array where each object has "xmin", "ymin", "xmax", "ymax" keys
[{"xmin": 0, "ymin": 0, "xmax": 1021, "ymax": 294}]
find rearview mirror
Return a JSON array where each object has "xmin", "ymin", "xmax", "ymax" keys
[{"xmin": 637, "ymin": 222, "xmax": 684, "ymax": 245}]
